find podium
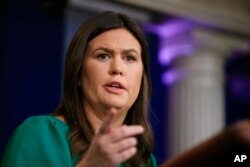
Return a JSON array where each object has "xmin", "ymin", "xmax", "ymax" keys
[{"xmin": 160, "ymin": 120, "xmax": 250, "ymax": 167}]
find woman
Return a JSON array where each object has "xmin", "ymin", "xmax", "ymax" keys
[{"xmin": 1, "ymin": 11, "xmax": 156, "ymax": 167}]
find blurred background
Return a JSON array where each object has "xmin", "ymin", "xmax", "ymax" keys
[{"xmin": 1, "ymin": 0, "xmax": 250, "ymax": 165}]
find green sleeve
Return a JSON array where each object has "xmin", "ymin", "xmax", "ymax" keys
[
  {"xmin": 1, "ymin": 116, "xmax": 77, "ymax": 167},
  {"xmin": 118, "ymin": 154, "xmax": 157, "ymax": 167},
  {"xmin": 149, "ymin": 154, "xmax": 157, "ymax": 167}
]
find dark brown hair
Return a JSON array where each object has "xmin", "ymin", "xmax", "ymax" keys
[{"xmin": 54, "ymin": 11, "xmax": 153, "ymax": 166}]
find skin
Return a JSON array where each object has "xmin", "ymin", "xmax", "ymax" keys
[
  {"xmin": 80, "ymin": 28, "xmax": 143, "ymax": 131},
  {"xmin": 75, "ymin": 28, "xmax": 145, "ymax": 167},
  {"xmin": 76, "ymin": 109, "xmax": 144, "ymax": 167}
]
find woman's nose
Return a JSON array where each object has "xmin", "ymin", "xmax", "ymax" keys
[{"xmin": 110, "ymin": 58, "xmax": 123, "ymax": 76}]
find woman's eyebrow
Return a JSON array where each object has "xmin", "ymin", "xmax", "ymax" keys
[
  {"xmin": 91, "ymin": 47, "xmax": 140, "ymax": 56},
  {"xmin": 123, "ymin": 49, "xmax": 140, "ymax": 56},
  {"xmin": 92, "ymin": 47, "xmax": 113, "ymax": 53}
]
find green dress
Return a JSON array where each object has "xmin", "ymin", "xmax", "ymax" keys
[{"xmin": 1, "ymin": 116, "xmax": 157, "ymax": 167}]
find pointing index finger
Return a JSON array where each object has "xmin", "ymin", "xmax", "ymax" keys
[{"xmin": 97, "ymin": 109, "xmax": 117, "ymax": 135}]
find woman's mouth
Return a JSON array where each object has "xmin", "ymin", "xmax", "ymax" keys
[{"xmin": 104, "ymin": 81, "xmax": 126, "ymax": 94}]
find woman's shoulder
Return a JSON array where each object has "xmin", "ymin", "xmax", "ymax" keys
[
  {"xmin": 20, "ymin": 115, "xmax": 68, "ymax": 129},
  {"xmin": 13, "ymin": 115, "xmax": 69, "ymax": 139},
  {"xmin": 1, "ymin": 115, "xmax": 74, "ymax": 167}
]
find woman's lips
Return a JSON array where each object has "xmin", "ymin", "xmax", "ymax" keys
[{"xmin": 104, "ymin": 81, "xmax": 126, "ymax": 94}]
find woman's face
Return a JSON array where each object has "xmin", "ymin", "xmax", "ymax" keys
[{"xmin": 80, "ymin": 28, "xmax": 143, "ymax": 113}]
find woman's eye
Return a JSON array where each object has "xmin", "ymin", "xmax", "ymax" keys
[
  {"xmin": 124, "ymin": 55, "xmax": 136, "ymax": 62},
  {"xmin": 96, "ymin": 54, "xmax": 110, "ymax": 61}
]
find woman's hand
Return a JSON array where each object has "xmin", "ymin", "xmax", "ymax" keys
[{"xmin": 76, "ymin": 109, "xmax": 144, "ymax": 167}]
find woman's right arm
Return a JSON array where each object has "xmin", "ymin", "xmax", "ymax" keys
[{"xmin": 1, "ymin": 116, "xmax": 73, "ymax": 167}]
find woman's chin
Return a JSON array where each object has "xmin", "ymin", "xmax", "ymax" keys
[{"xmin": 103, "ymin": 101, "xmax": 128, "ymax": 111}]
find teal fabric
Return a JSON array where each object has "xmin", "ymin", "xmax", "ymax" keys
[
  {"xmin": 1, "ymin": 116, "xmax": 157, "ymax": 167},
  {"xmin": 119, "ymin": 154, "xmax": 157, "ymax": 167},
  {"xmin": 1, "ymin": 116, "xmax": 78, "ymax": 167}
]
